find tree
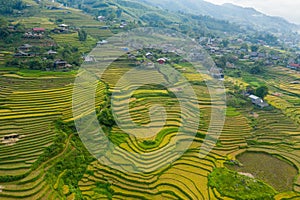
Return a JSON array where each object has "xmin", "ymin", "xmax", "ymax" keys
[
  {"xmin": 215, "ymin": 56, "xmax": 227, "ymax": 69},
  {"xmin": 246, "ymin": 85, "xmax": 255, "ymax": 94},
  {"xmin": 250, "ymin": 65, "xmax": 262, "ymax": 74},
  {"xmin": 0, "ymin": 17, "xmax": 8, "ymax": 28},
  {"xmin": 116, "ymin": 9, "xmax": 123, "ymax": 18},
  {"xmin": 250, "ymin": 45, "xmax": 259, "ymax": 52},
  {"xmin": 78, "ymin": 29, "xmax": 87, "ymax": 41},
  {"xmin": 255, "ymin": 85, "xmax": 268, "ymax": 99},
  {"xmin": 240, "ymin": 43, "xmax": 248, "ymax": 52},
  {"xmin": 97, "ymin": 108, "xmax": 115, "ymax": 127},
  {"xmin": 0, "ymin": 0, "xmax": 25, "ymax": 15},
  {"xmin": 107, "ymin": 12, "xmax": 116, "ymax": 21},
  {"xmin": 0, "ymin": 27, "xmax": 9, "ymax": 39},
  {"xmin": 0, "ymin": 17, "xmax": 9, "ymax": 40},
  {"xmin": 225, "ymin": 54, "xmax": 237, "ymax": 63},
  {"xmin": 221, "ymin": 39, "xmax": 229, "ymax": 48}
]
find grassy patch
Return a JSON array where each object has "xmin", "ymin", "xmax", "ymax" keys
[
  {"xmin": 51, "ymin": 33, "xmax": 97, "ymax": 53},
  {"xmin": 16, "ymin": 69, "xmax": 77, "ymax": 77},
  {"xmin": 13, "ymin": 17, "xmax": 56, "ymax": 29},
  {"xmin": 242, "ymin": 73, "xmax": 265, "ymax": 87},
  {"xmin": 226, "ymin": 107, "xmax": 240, "ymax": 117},
  {"xmin": 208, "ymin": 168, "xmax": 276, "ymax": 200},
  {"xmin": 0, "ymin": 67, "xmax": 19, "ymax": 71}
]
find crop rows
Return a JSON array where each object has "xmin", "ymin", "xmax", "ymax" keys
[{"xmin": 0, "ymin": 74, "xmax": 106, "ymax": 199}]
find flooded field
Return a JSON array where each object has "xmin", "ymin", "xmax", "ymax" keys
[{"xmin": 226, "ymin": 151, "xmax": 298, "ymax": 192}]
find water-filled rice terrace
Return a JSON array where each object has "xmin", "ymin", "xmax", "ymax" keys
[{"xmin": 0, "ymin": 61, "xmax": 299, "ymax": 199}]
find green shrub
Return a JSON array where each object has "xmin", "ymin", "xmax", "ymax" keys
[{"xmin": 208, "ymin": 168, "xmax": 276, "ymax": 200}]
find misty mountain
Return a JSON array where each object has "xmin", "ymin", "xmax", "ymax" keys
[
  {"xmin": 140, "ymin": 0, "xmax": 299, "ymax": 33},
  {"xmin": 55, "ymin": 0, "xmax": 245, "ymax": 35}
]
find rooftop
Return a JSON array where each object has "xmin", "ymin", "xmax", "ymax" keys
[{"xmin": 249, "ymin": 95, "xmax": 260, "ymax": 100}]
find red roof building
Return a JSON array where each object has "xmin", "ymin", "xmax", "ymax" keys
[
  {"xmin": 157, "ymin": 58, "xmax": 166, "ymax": 64},
  {"xmin": 287, "ymin": 63, "xmax": 300, "ymax": 70},
  {"xmin": 32, "ymin": 28, "xmax": 45, "ymax": 32}
]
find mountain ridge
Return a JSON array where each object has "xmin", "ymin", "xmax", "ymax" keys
[{"xmin": 140, "ymin": 0, "xmax": 299, "ymax": 33}]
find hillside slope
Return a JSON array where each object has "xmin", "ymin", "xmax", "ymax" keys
[
  {"xmin": 141, "ymin": 0, "xmax": 299, "ymax": 33},
  {"xmin": 55, "ymin": 0, "xmax": 245, "ymax": 35}
]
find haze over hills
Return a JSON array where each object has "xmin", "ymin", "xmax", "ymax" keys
[
  {"xmin": 55, "ymin": 0, "xmax": 247, "ymax": 35},
  {"xmin": 55, "ymin": 0, "xmax": 300, "ymax": 35},
  {"xmin": 140, "ymin": 0, "xmax": 300, "ymax": 33}
]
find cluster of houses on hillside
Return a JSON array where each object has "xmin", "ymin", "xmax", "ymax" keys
[
  {"xmin": 22, "ymin": 23, "xmax": 71, "ymax": 42},
  {"xmin": 11, "ymin": 22, "xmax": 75, "ymax": 70},
  {"xmin": 23, "ymin": 28, "xmax": 45, "ymax": 39},
  {"xmin": 13, "ymin": 43, "xmax": 72, "ymax": 70},
  {"xmin": 23, "ymin": 24, "xmax": 71, "ymax": 38},
  {"xmin": 97, "ymin": 16, "xmax": 128, "ymax": 29},
  {"xmin": 96, "ymin": 40, "xmax": 269, "ymax": 108},
  {"xmin": 200, "ymin": 36, "xmax": 300, "ymax": 72}
]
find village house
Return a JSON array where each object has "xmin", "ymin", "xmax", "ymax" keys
[
  {"xmin": 97, "ymin": 40, "xmax": 108, "ymax": 46},
  {"xmin": 120, "ymin": 21, "xmax": 127, "ymax": 29},
  {"xmin": 100, "ymin": 26, "xmax": 109, "ymax": 30},
  {"xmin": 14, "ymin": 51, "xmax": 32, "ymax": 58},
  {"xmin": 128, "ymin": 54, "xmax": 136, "ymax": 60},
  {"xmin": 209, "ymin": 67, "xmax": 224, "ymax": 79},
  {"xmin": 145, "ymin": 62, "xmax": 155, "ymax": 68},
  {"xmin": 18, "ymin": 44, "xmax": 32, "ymax": 51},
  {"xmin": 97, "ymin": 16, "xmax": 106, "ymax": 21},
  {"xmin": 157, "ymin": 58, "xmax": 166, "ymax": 64},
  {"xmin": 54, "ymin": 60, "xmax": 72, "ymax": 70},
  {"xmin": 290, "ymin": 81, "xmax": 300, "ymax": 84},
  {"xmin": 7, "ymin": 25, "xmax": 16, "ymax": 31},
  {"xmin": 145, "ymin": 52, "xmax": 153, "ymax": 59},
  {"xmin": 162, "ymin": 49, "xmax": 168, "ymax": 54},
  {"xmin": 250, "ymin": 52, "xmax": 258, "ymax": 57},
  {"xmin": 248, "ymin": 95, "xmax": 269, "ymax": 108},
  {"xmin": 226, "ymin": 62, "xmax": 236, "ymax": 69},
  {"xmin": 190, "ymin": 53, "xmax": 205, "ymax": 62},
  {"xmin": 243, "ymin": 55, "xmax": 250, "ymax": 59},
  {"xmin": 59, "ymin": 24, "xmax": 69, "ymax": 30},
  {"xmin": 84, "ymin": 55, "xmax": 97, "ymax": 62},
  {"xmin": 32, "ymin": 27, "xmax": 45, "ymax": 33},
  {"xmin": 287, "ymin": 63, "xmax": 300, "ymax": 70},
  {"xmin": 271, "ymin": 55, "xmax": 280, "ymax": 60},
  {"xmin": 122, "ymin": 47, "xmax": 130, "ymax": 52},
  {"xmin": 46, "ymin": 50, "xmax": 57, "ymax": 55},
  {"xmin": 52, "ymin": 24, "xmax": 70, "ymax": 34},
  {"xmin": 258, "ymin": 53, "xmax": 266, "ymax": 58}
]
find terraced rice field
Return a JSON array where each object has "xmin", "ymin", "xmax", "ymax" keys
[
  {"xmin": 13, "ymin": 17, "xmax": 57, "ymax": 29},
  {"xmin": 74, "ymin": 48, "xmax": 299, "ymax": 198},
  {"xmin": 0, "ymin": 59, "xmax": 299, "ymax": 199},
  {"xmin": 0, "ymin": 74, "xmax": 107, "ymax": 199},
  {"xmin": 38, "ymin": 9, "xmax": 104, "ymax": 28},
  {"xmin": 0, "ymin": 52, "xmax": 13, "ymax": 67},
  {"xmin": 51, "ymin": 33, "xmax": 97, "ymax": 53},
  {"xmin": 265, "ymin": 67, "xmax": 300, "ymax": 125}
]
